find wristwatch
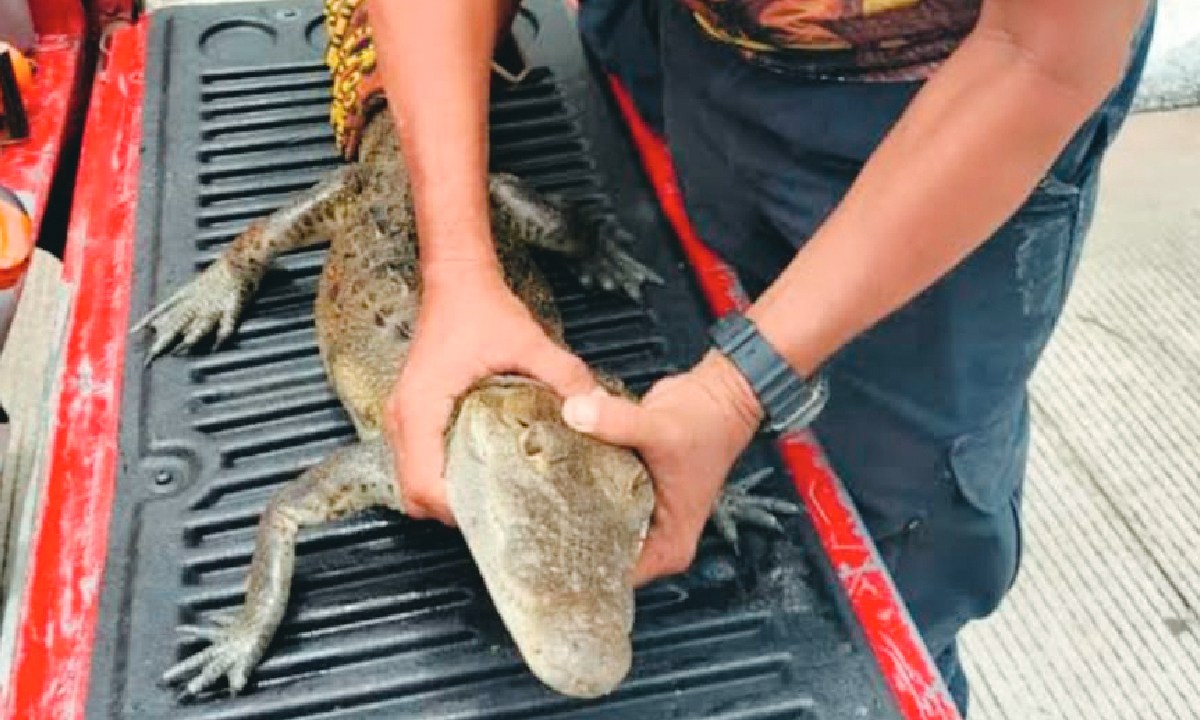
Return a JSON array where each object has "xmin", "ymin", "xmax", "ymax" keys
[{"xmin": 708, "ymin": 311, "xmax": 829, "ymax": 435}]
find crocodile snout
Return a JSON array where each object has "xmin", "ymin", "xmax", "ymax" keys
[{"xmin": 521, "ymin": 625, "xmax": 632, "ymax": 699}]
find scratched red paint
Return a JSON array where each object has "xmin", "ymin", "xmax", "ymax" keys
[
  {"xmin": 604, "ymin": 76, "xmax": 961, "ymax": 720},
  {"xmin": 2, "ymin": 19, "xmax": 146, "ymax": 720}
]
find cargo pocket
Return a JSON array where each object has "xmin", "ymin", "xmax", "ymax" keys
[
  {"xmin": 948, "ymin": 407, "xmax": 1028, "ymax": 515},
  {"xmin": 948, "ymin": 406, "xmax": 1029, "ymax": 598}
]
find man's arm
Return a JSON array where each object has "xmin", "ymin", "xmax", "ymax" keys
[
  {"xmin": 370, "ymin": 1, "xmax": 597, "ymax": 524},
  {"xmin": 745, "ymin": 0, "xmax": 1149, "ymax": 377},
  {"xmin": 563, "ymin": 0, "xmax": 1150, "ymax": 582},
  {"xmin": 368, "ymin": 0, "xmax": 517, "ymax": 269}
]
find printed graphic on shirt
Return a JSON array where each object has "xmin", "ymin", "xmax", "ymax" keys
[{"xmin": 680, "ymin": 0, "xmax": 982, "ymax": 79}]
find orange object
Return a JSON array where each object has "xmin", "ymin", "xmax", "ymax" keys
[
  {"xmin": 0, "ymin": 42, "xmax": 32, "ymax": 91},
  {"xmin": 0, "ymin": 186, "xmax": 32, "ymax": 289}
]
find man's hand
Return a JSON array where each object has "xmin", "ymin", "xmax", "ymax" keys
[
  {"xmin": 385, "ymin": 260, "xmax": 597, "ymax": 525},
  {"xmin": 562, "ymin": 351, "xmax": 762, "ymax": 586}
]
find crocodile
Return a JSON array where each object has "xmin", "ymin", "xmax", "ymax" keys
[{"xmin": 134, "ymin": 0, "xmax": 801, "ymax": 703}]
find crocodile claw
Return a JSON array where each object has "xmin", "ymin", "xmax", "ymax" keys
[
  {"xmin": 711, "ymin": 468, "xmax": 802, "ymax": 554},
  {"xmin": 162, "ymin": 612, "xmax": 266, "ymax": 699},
  {"xmin": 132, "ymin": 260, "xmax": 253, "ymax": 363},
  {"xmin": 575, "ymin": 218, "xmax": 663, "ymax": 303}
]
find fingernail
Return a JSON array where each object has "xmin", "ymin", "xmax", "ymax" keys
[{"xmin": 562, "ymin": 395, "xmax": 598, "ymax": 432}]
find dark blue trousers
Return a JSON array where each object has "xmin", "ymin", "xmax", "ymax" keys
[{"xmin": 581, "ymin": 0, "xmax": 1155, "ymax": 714}]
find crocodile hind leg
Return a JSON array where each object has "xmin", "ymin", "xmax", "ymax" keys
[
  {"xmin": 325, "ymin": 350, "xmax": 396, "ymax": 439},
  {"xmin": 711, "ymin": 467, "xmax": 803, "ymax": 555},
  {"xmin": 487, "ymin": 172, "xmax": 663, "ymax": 301},
  {"xmin": 135, "ymin": 165, "xmax": 365, "ymax": 361},
  {"xmin": 162, "ymin": 438, "xmax": 399, "ymax": 698}
]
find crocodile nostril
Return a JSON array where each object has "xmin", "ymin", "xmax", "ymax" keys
[{"xmin": 519, "ymin": 426, "xmax": 544, "ymax": 456}]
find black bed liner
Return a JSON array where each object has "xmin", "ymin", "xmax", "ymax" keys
[{"xmin": 85, "ymin": 1, "xmax": 903, "ymax": 718}]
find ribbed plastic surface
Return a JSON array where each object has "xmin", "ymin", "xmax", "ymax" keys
[{"xmin": 85, "ymin": 2, "xmax": 902, "ymax": 718}]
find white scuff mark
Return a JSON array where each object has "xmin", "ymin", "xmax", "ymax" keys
[
  {"xmin": 880, "ymin": 637, "xmax": 956, "ymax": 719},
  {"xmin": 109, "ymin": 146, "xmax": 124, "ymax": 178},
  {"xmin": 838, "ymin": 556, "xmax": 886, "ymax": 601},
  {"xmin": 67, "ymin": 358, "xmax": 115, "ymax": 414},
  {"xmin": 44, "ymin": 463, "xmax": 109, "ymax": 718},
  {"xmin": 104, "ymin": 337, "xmax": 125, "ymax": 372},
  {"xmin": 803, "ymin": 481, "xmax": 832, "ymax": 528},
  {"xmin": 35, "ymin": 352, "xmax": 120, "ymax": 717}
]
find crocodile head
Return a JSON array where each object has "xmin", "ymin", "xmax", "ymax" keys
[{"xmin": 444, "ymin": 375, "xmax": 655, "ymax": 698}]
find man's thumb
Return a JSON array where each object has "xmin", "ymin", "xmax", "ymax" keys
[
  {"xmin": 631, "ymin": 529, "xmax": 671, "ymax": 587},
  {"xmin": 562, "ymin": 387, "xmax": 645, "ymax": 447}
]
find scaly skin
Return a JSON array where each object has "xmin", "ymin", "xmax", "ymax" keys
[{"xmin": 138, "ymin": 112, "xmax": 798, "ymax": 700}]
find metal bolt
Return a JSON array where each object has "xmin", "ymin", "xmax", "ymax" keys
[{"xmin": 154, "ymin": 470, "xmax": 174, "ymax": 487}]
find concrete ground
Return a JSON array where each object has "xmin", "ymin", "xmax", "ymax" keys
[
  {"xmin": 1134, "ymin": 0, "xmax": 1200, "ymax": 112},
  {"xmin": 959, "ymin": 107, "xmax": 1200, "ymax": 719}
]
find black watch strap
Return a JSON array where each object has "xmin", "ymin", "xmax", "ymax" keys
[{"xmin": 708, "ymin": 311, "xmax": 829, "ymax": 434}]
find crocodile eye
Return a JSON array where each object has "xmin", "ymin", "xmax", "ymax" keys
[{"xmin": 626, "ymin": 463, "xmax": 650, "ymax": 497}]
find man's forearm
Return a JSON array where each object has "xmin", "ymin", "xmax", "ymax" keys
[
  {"xmin": 369, "ymin": 0, "xmax": 518, "ymax": 270},
  {"xmin": 745, "ymin": 0, "xmax": 1146, "ymax": 377}
]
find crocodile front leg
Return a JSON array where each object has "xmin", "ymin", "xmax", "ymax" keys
[
  {"xmin": 711, "ymin": 467, "xmax": 803, "ymax": 554},
  {"xmin": 162, "ymin": 438, "xmax": 399, "ymax": 698},
  {"xmin": 488, "ymin": 173, "xmax": 663, "ymax": 301},
  {"xmin": 135, "ymin": 165, "xmax": 365, "ymax": 360}
]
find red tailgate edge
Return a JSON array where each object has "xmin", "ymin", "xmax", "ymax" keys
[
  {"xmin": 603, "ymin": 78, "xmax": 961, "ymax": 720},
  {"xmin": 2, "ymin": 19, "xmax": 147, "ymax": 720}
]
